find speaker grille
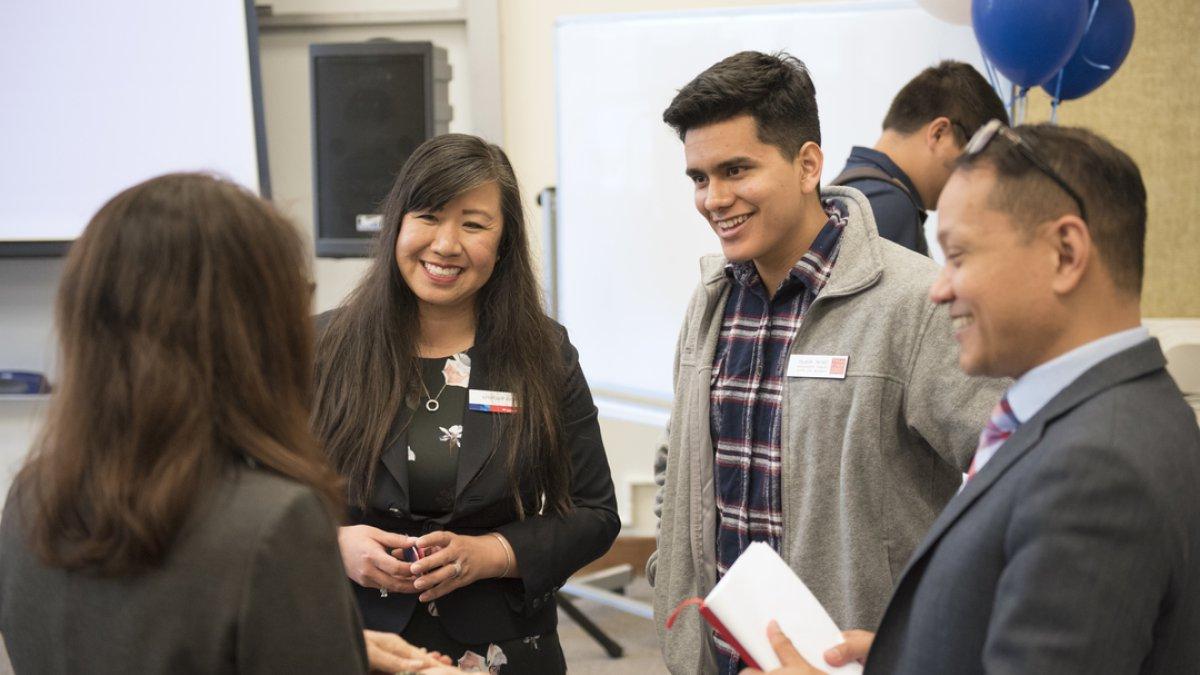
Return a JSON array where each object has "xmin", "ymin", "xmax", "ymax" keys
[{"xmin": 311, "ymin": 42, "xmax": 450, "ymax": 257}]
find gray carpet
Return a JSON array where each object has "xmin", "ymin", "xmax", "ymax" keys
[{"xmin": 559, "ymin": 577, "xmax": 669, "ymax": 674}]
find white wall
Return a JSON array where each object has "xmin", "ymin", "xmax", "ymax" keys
[
  {"xmin": 0, "ymin": 260, "xmax": 59, "ymax": 375},
  {"xmin": 0, "ymin": 261, "xmax": 59, "ymax": 499}
]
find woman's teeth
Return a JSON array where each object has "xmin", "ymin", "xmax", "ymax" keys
[{"xmin": 423, "ymin": 262, "xmax": 462, "ymax": 278}]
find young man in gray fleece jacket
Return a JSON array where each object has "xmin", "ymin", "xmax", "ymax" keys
[{"xmin": 647, "ymin": 50, "xmax": 1005, "ymax": 674}]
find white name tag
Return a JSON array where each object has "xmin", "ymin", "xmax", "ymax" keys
[
  {"xmin": 787, "ymin": 354, "xmax": 849, "ymax": 379},
  {"xmin": 468, "ymin": 389, "xmax": 517, "ymax": 413}
]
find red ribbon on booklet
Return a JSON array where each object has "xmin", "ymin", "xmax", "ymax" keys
[{"xmin": 666, "ymin": 597, "xmax": 762, "ymax": 670}]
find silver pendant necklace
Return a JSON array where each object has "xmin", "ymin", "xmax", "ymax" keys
[{"xmin": 418, "ymin": 374, "xmax": 448, "ymax": 412}]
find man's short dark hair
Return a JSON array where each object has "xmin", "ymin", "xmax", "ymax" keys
[
  {"xmin": 662, "ymin": 50, "xmax": 820, "ymax": 159},
  {"xmin": 958, "ymin": 124, "xmax": 1147, "ymax": 294},
  {"xmin": 883, "ymin": 61, "xmax": 1008, "ymax": 144}
]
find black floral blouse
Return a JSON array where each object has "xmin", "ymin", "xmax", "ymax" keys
[{"xmin": 407, "ymin": 351, "xmax": 471, "ymax": 516}]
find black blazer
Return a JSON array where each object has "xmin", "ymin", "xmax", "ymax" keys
[
  {"xmin": 319, "ymin": 313, "xmax": 620, "ymax": 644},
  {"xmin": 866, "ymin": 339, "xmax": 1200, "ymax": 674}
]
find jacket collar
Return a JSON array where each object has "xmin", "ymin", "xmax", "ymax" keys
[
  {"xmin": 895, "ymin": 338, "xmax": 1168, "ymax": 579},
  {"xmin": 846, "ymin": 146, "xmax": 926, "ymax": 211},
  {"xmin": 699, "ymin": 185, "xmax": 884, "ymax": 300}
]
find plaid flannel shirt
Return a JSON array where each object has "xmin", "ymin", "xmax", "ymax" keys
[{"xmin": 710, "ymin": 200, "xmax": 848, "ymax": 673}]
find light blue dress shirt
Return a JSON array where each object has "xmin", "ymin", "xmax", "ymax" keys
[{"xmin": 973, "ymin": 326, "xmax": 1151, "ymax": 474}]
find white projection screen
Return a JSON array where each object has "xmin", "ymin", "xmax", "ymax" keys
[{"xmin": 0, "ymin": 0, "xmax": 267, "ymax": 255}]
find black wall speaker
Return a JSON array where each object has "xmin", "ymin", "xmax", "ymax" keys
[{"xmin": 310, "ymin": 41, "xmax": 451, "ymax": 257}]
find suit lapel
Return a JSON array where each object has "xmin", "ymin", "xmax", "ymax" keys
[
  {"xmin": 894, "ymin": 339, "xmax": 1168, "ymax": 585},
  {"xmin": 378, "ymin": 406, "xmax": 415, "ymax": 509},
  {"xmin": 896, "ymin": 416, "xmax": 1044, "ymax": 579},
  {"xmin": 456, "ymin": 345, "xmax": 498, "ymax": 499},
  {"xmin": 376, "ymin": 346, "xmax": 500, "ymax": 511}
]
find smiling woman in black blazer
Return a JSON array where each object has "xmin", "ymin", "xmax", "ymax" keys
[{"xmin": 312, "ymin": 134, "xmax": 620, "ymax": 674}]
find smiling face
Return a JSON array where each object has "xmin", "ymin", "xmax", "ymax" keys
[
  {"xmin": 930, "ymin": 169, "xmax": 1060, "ymax": 378},
  {"xmin": 395, "ymin": 181, "xmax": 503, "ymax": 317},
  {"xmin": 683, "ymin": 114, "xmax": 816, "ymax": 275}
]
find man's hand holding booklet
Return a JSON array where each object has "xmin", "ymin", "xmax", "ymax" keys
[{"xmin": 666, "ymin": 542, "xmax": 870, "ymax": 674}]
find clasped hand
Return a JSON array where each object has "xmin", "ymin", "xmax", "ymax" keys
[
  {"xmin": 338, "ymin": 525, "xmax": 508, "ymax": 603},
  {"xmin": 409, "ymin": 530, "xmax": 508, "ymax": 603}
]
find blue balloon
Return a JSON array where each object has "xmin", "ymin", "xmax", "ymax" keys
[
  {"xmin": 973, "ymin": 0, "xmax": 1090, "ymax": 88},
  {"xmin": 1042, "ymin": 0, "xmax": 1135, "ymax": 100}
]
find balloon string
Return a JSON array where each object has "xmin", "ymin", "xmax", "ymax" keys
[
  {"xmin": 982, "ymin": 54, "xmax": 998, "ymax": 95},
  {"xmin": 980, "ymin": 51, "xmax": 1004, "ymax": 111},
  {"xmin": 1050, "ymin": 71, "xmax": 1064, "ymax": 125},
  {"xmin": 991, "ymin": 62, "xmax": 1009, "ymax": 119},
  {"xmin": 1079, "ymin": 0, "xmax": 1111, "ymax": 70},
  {"xmin": 1048, "ymin": 0, "xmax": 1100, "ymax": 124}
]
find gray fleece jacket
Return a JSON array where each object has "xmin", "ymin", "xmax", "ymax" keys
[{"xmin": 648, "ymin": 186, "xmax": 1006, "ymax": 673}]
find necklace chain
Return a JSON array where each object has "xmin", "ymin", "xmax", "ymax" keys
[{"xmin": 416, "ymin": 358, "xmax": 451, "ymax": 413}]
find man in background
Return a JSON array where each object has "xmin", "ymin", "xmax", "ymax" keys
[
  {"xmin": 831, "ymin": 61, "xmax": 1006, "ymax": 255},
  {"xmin": 647, "ymin": 51, "xmax": 1003, "ymax": 674}
]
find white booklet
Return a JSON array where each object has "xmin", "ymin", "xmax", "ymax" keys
[{"xmin": 684, "ymin": 542, "xmax": 863, "ymax": 673}]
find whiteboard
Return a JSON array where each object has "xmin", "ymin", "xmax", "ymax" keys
[
  {"xmin": 0, "ymin": 0, "xmax": 264, "ymax": 247},
  {"xmin": 555, "ymin": 1, "xmax": 986, "ymax": 403}
]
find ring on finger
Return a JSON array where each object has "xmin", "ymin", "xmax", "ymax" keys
[{"xmin": 452, "ymin": 560, "xmax": 463, "ymax": 578}]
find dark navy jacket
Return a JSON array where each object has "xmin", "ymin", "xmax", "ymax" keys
[{"xmin": 834, "ymin": 146, "xmax": 928, "ymax": 255}]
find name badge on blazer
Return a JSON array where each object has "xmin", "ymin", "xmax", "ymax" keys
[
  {"xmin": 468, "ymin": 389, "xmax": 518, "ymax": 413},
  {"xmin": 787, "ymin": 354, "xmax": 849, "ymax": 380}
]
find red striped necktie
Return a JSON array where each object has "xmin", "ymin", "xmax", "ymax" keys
[{"xmin": 967, "ymin": 395, "xmax": 1020, "ymax": 481}]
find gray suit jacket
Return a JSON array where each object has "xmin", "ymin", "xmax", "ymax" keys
[
  {"xmin": 867, "ymin": 339, "xmax": 1200, "ymax": 674},
  {"xmin": 0, "ymin": 465, "xmax": 368, "ymax": 674}
]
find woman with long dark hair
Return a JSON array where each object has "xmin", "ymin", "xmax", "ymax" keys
[
  {"xmin": 313, "ymin": 134, "xmax": 619, "ymax": 673},
  {"xmin": 0, "ymin": 173, "xmax": 449, "ymax": 674}
]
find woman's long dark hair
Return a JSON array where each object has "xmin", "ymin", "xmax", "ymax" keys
[
  {"xmin": 16, "ymin": 173, "xmax": 343, "ymax": 575},
  {"xmin": 313, "ymin": 134, "xmax": 571, "ymax": 517}
]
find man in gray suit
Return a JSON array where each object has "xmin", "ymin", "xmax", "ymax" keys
[{"xmin": 746, "ymin": 124, "xmax": 1200, "ymax": 674}]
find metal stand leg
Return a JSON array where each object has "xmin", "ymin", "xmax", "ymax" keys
[{"xmin": 556, "ymin": 592, "xmax": 624, "ymax": 659}]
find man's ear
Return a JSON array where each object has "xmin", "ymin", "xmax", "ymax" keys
[
  {"xmin": 796, "ymin": 141, "xmax": 824, "ymax": 194},
  {"xmin": 926, "ymin": 116, "xmax": 955, "ymax": 151},
  {"xmin": 1044, "ymin": 214, "xmax": 1092, "ymax": 296}
]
